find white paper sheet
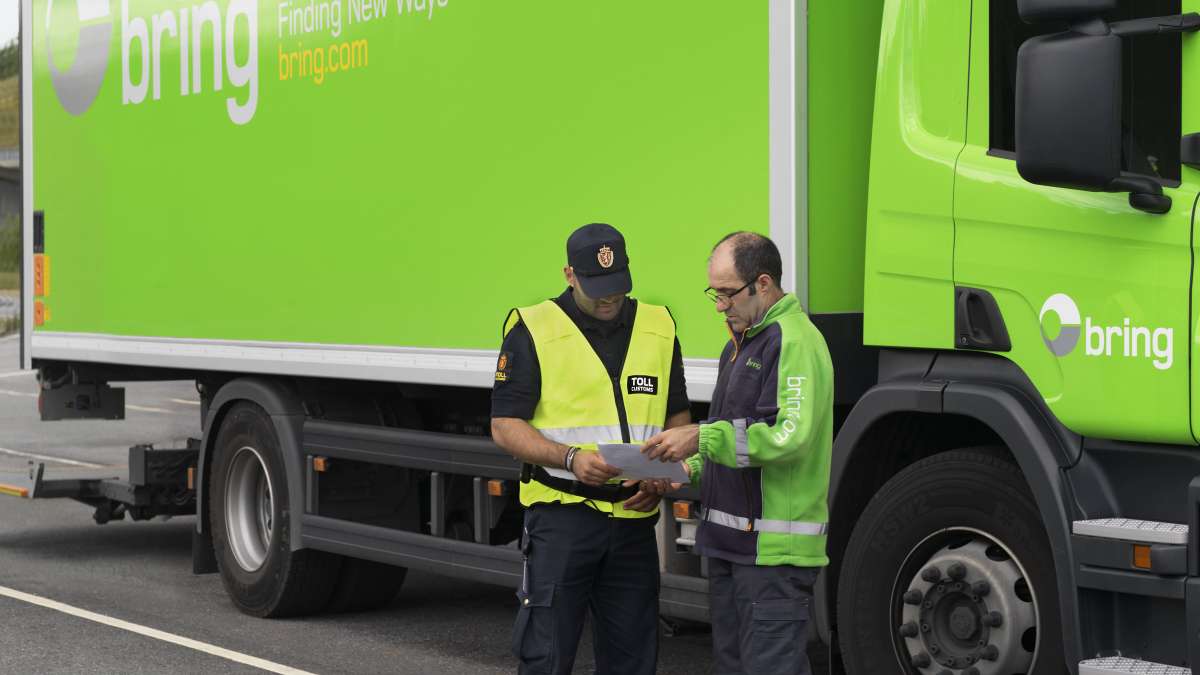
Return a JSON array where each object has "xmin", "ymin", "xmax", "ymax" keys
[
  {"xmin": 542, "ymin": 466, "xmax": 576, "ymax": 480},
  {"xmin": 598, "ymin": 443, "xmax": 690, "ymax": 483}
]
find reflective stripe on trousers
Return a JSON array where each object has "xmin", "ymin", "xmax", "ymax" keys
[{"xmin": 701, "ymin": 507, "xmax": 828, "ymax": 536}]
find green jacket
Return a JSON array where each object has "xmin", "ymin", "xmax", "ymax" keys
[{"xmin": 685, "ymin": 294, "xmax": 834, "ymax": 567}]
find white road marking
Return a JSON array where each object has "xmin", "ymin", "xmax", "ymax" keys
[
  {"xmin": 0, "ymin": 585, "xmax": 317, "ymax": 675},
  {"xmin": 0, "ymin": 389, "xmax": 178, "ymax": 414},
  {"xmin": 0, "ymin": 371, "xmax": 33, "ymax": 378},
  {"xmin": 170, "ymin": 398, "xmax": 201, "ymax": 406},
  {"xmin": 0, "ymin": 446, "xmax": 105, "ymax": 469},
  {"xmin": 126, "ymin": 404, "xmax": 172, "ymax": 414}
]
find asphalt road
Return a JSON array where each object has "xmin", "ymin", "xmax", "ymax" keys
[{"xmin": 0, "ymin": 335, "xmax": 752, "ymax": 674}]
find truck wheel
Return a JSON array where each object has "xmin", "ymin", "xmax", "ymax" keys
[
  {"xmin": 325, "ymin": 558, "xmax": 408, "ymax": 613},
  {"xmin": 210, "ymin": 402, "xmax": 340, "ymax": 617},
  {"xmin": 836, "ymin": 448, "xmax": 1065, "ymax": 675}
]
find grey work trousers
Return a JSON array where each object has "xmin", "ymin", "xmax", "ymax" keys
[{"xmin": 708, "ymin": 557, "xmax": 819, "ymax": 675}]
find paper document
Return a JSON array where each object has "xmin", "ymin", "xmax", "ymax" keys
[
  {"xmin": 542, "ymin": 467, "xmax": 576, "ymax": 480},
  {"xmin": 598, "ymin": 444, "xmax": 690, "ymax": 483}
]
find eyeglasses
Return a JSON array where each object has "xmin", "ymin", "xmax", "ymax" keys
[{"xmin": 704, "ymin": 280, "xmax": 753, "ymax": 304}]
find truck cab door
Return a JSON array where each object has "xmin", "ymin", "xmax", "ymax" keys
[{"xmin": 952, "ymin": 0, "xmax": 1196, "ymax": 445}]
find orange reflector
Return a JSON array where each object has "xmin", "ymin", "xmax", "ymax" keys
[
  {"xmin": 33, "ymin": 255, "xmax": 47, "ymax": 296},
  {"xmin": 487, "ymin": 479, "xmax": 506, "ymax": 497},
  {"xmin": 0, "ymin": 484, "xmax": 29, "ymax": 498},
  {"xmin": 313, "ymin": 456, "xmax": 329, "ymax": 473},
  {"xmin": 1133, "ymin": 544, "xmax": 1152, "ymax": 570},
  {"xmin": 186, "ymin": 467, "xmax": 195, "ymax": 491},
  {"xmin": 673, "ymin": 500, "xmax": 693, "ymax": 520},
  {"xmin": 33, "ymin": 301, "xmax": 44, "ymax": 326}
]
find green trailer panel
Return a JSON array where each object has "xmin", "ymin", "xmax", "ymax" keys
[{"xmin": 32, "ymin": 0, "xmax": 780, "ymax": 369}]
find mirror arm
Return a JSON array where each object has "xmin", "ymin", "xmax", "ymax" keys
[
  {"xmin": 1068, "ymin": 17, "xmax": 1111, "ymax": 36},
  {"xmin": 1109, "ymin": 175, "xmax": 1162, "ymax": 196},
  {"xmin": 1108, "ymin": 13, "xmax": 1200, "ymax": 37},
  {"xmin": 1110, "ymin": 175, "xmax": 1172, "ymax": 215}
]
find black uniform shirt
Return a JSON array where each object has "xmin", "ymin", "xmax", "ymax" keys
[{"xmin": 491, "ymin": 288, "xmax": 690, "ymax": 420}]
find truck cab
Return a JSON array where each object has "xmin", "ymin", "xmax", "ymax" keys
[{"xmin": 831, "ymin": 0, "xmax": 1200, "ymax": 673}]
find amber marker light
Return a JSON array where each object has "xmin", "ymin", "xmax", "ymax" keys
[
  {"xmin": 1132, "ymin": 544, "xmax": 1152, "ymax": 571},
  {"xmin": 0, "ymin": 484, "xmax": 29, "ymax": 498},
  {"xmin": 33, "ymin": 255, "xmax": 47, "ymax": 296}
]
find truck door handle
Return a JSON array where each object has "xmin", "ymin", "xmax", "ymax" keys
[{"xmin": 955, "ymin": 286, "xmax": 1012, "ymax": 352}]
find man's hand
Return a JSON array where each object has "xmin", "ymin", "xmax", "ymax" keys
[
  {"xmin": 571, "ymin": 451, "xmax": 621, "ymax": 486},
  {"xmin": 642, "ymin": 424, "xmax": 701, "ymax": 462},
  {"xmin": 622, "ymin": 474, "xmax": 686, "ymax": 512},
  {"xmin": 621, "ymin": 479, "xmax": 663, "ymax": 512}
]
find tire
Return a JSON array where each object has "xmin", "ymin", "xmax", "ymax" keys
[
  {"xmin": 324, "ymin": 558, "xmax": 408, "ymax": 613},
  {"xmin": 210, "ymin": 402, "xmax": 341, "ymax": 618},
  {"xmin": 836, "ymin": 448, "xmax": 1066, "ymax": 675}
]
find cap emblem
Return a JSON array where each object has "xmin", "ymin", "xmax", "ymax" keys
[{"xmin": 598, "ymin": 246, "xmax": 614, "ymax": 269}]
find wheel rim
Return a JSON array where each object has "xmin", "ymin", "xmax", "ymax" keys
[
  {"xmin": 891, "ymin": 528, "xmax": 1040, "ymax": 675},
  {"xmin": 224, "ymin": 446, "xmax": 275, "ymax": 572}
]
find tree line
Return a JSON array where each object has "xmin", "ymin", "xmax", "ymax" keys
[{"xmin": 0, "ymin": 40, "xmax": 14, "ymax": 80}]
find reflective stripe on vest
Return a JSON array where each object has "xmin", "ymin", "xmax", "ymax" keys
[
  {"xmin": 702, "ymin": 507, "xmax": 828, "ymax": 536},
  {"xmin": 538, "ymin": 424, "xmax": 663, "ymax": 445}
]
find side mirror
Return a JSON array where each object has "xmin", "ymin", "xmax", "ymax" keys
[
  {"xmin": 1016, "ymin": 31, "xmax": 1171, "ymax": 214},
  {"xmin": 1014, "ymin": 5, "xmax": 1200, "ymax": 215}
]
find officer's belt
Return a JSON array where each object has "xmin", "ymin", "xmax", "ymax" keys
[{"xmin": 523, "ymin": 464, "xmax": 639, "ymax": 503}]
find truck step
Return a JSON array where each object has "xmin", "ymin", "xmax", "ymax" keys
[
  {"xmin": 1080, "ymin": 656, "xmax": 1190, "ymax": 675},
  {"xmin": 1072, "ymin": 518, "xmax": 1188, "ymax": 545}
]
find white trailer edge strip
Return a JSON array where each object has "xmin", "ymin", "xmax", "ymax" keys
[
  {"xmin": 0, "ymin": 585, "xmax": 317, "ymax": 675},
  {"xmin": 0, "ymin": 446, "xmax": 104, "ymax": 469},
  {"xmin": 20, "ymin": 0, "xmax": 33, "ymax": 371},
  {"xmin": 31, "ymin": 332, "xmax": 723, "ymax": 401},
  {"xmin": 769, "ymin": 0, "xmax": 802, "ymax": 306}
]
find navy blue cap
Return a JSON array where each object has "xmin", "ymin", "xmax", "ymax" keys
[{"xmin": 567, "ymin": 223, "xmax": 632, "ymax": 298}]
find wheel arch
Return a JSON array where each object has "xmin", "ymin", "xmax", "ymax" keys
[{"xmin": 818, "ymin": 351, "xmax": 1084, "ymax": 667}]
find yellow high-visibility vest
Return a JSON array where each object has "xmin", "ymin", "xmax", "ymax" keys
[{"xmin": 504, "ymin": 299, "xmax": 675, "ymax": 519}]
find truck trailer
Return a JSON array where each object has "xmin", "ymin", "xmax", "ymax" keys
[{"xmin": 13, "ymin": 0, "xmax": 1200, "ymax": 673}]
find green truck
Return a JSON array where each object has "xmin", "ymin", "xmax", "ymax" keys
[{"xmin": 14, "ymin": 0, "xmax": 1200, "ymax": 672}]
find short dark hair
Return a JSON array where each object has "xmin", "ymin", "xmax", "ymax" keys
[{"xmin": 714, "ymin": 231, "xmax": 783, "ymax": 288}]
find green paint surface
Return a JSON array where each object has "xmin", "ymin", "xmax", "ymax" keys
[
  {"xmin": 863, "ymin": 0, "xmax": 970, "ymax": 348},
  {"xmin": 34, "ymin": 1, "xmax": 772, "ymax": 359},
  {"xmin": 806, "ymin": 0, "xmax": 884, "ymax": 313}
]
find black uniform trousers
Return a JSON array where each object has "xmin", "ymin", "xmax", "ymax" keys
[
  {"xmin": 512, "ymin": 502, "xmax": 660, "ymax": 675},
  {"xmin": 708, "ymin": 557, "xmax": 819, "ymax": 675}
]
